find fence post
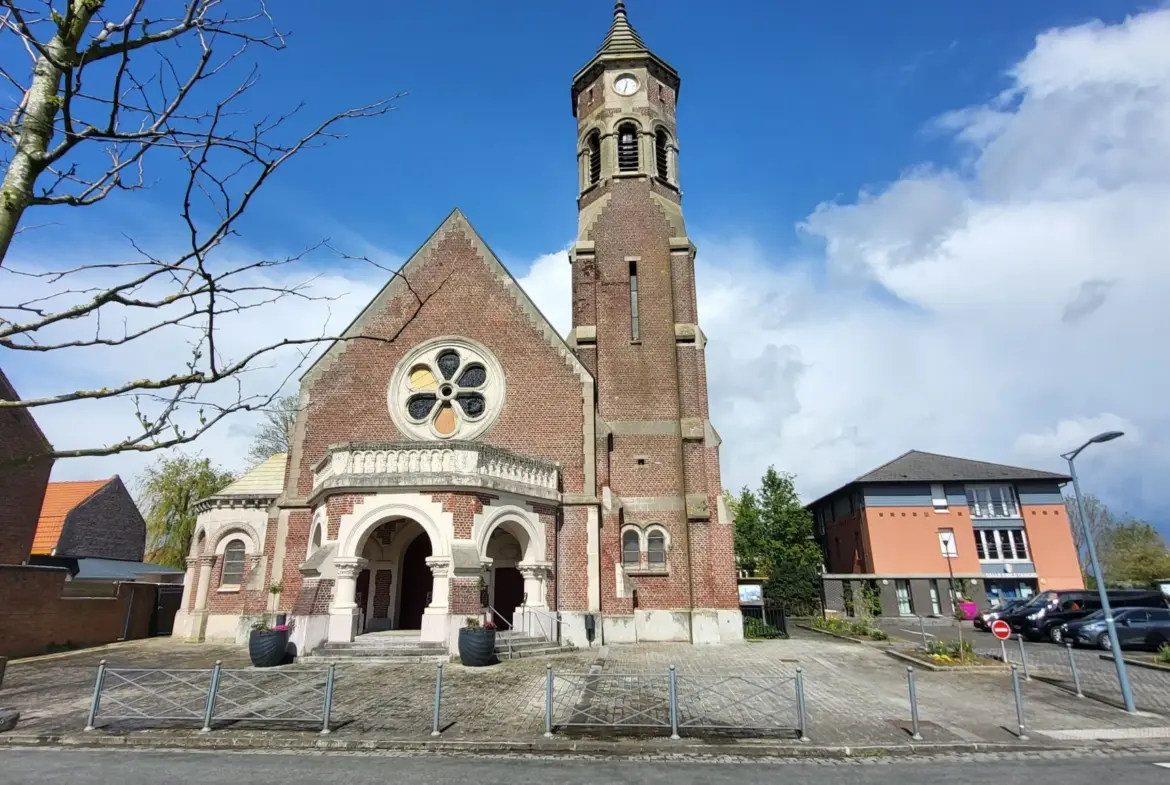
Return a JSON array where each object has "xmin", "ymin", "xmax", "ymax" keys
[
  {"xmin": 1065, "ymin": 642, "xmax": 1084, "ymax": 698},
  {"xmin": 201, "ymin": 661, "xmax": 222, "ymax": 733},
  {"xmin": 906, "ymin": 666, "xmax": 922, "ymax": 741},
  {"xmin": 431, "ymin": 662, "xmax": 444, "ymax": 736},
  {"xmin": 83, "ymin": 660, "xmax": 108, "ymax": 731},
  {"xmin": 320, "ymin": 664, "xmax": 336, "ymax": 735},
  {"xmin": 795, "ymin": 667, "xmax": 809, "ymax": 742},
  {"xmin": 543, "ymin": 664, "xmax": 554, "ymax": 738},
  {"xmin": 1011, "ymin": 664, "xmax": 1028, "ymax": 740},
  {"xmin": 919, "ymin": 616, "xmax": 928, "ymax": 649},
  {"xmin": 668, "ymin": 665, "xmax": 680, "ymax": 740},
  {"xmin": 1016, "ymin": 634, "xmax": 1030, "ymax": 681}
]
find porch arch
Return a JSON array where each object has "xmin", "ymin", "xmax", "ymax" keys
[
  {"xmin": 476, "ymin": 504, "xmax": 544, "ymax": 565},
  {"xmin": 339, "ymin": 501, "xmax": 447, "ymax": 561}
]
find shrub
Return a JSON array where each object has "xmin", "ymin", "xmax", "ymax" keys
[
  {"xmin": 1158, "ymin": 643, "xmax": 1170, "ymax": 664},
  {"xmin": 925, "ymin": 638, "xmax": 974, "ymax": 662},
  {"xmin": 745, "ymin": 616, "xmax": 787, "ymax": 640}
]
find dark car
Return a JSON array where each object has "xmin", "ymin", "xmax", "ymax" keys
[
  {"xmin": 1062, "ymin": 607, "xmax": 1170, "ymax": 650},
  {"xmin": 974, "ymin": 599, "xmax": 1027, "ymax": 631},
  {"xmin": 1004, "ymin": 589, "xmax": 1168, "ymax": 643}
]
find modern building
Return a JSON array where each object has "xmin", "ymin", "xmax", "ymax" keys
[
  {"xmin": 172, "ymin": 2, "xmax": 741, "ymax": 654},
  {"xmin": 810, "ymin": 450, "xmax": 1084, "ymax": 616}
]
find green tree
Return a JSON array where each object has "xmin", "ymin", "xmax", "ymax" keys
[
  {"xmin": 137, "ymin": 454, "xmax": 235, "ymax": 569},
  {"xmin": 732, "ymin": 467, "xmax": 823, "ymax": 614},
  {"xmin": 246, "ymin": 395, "xmax": 299, "ymax": 466},
  {"xmin": 1098, "ymin": 521, "xmax": 1170, "ymax": 588}
]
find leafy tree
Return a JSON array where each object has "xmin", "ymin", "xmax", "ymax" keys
[
  {"xmin": 137, "ymin": 453, "xmax": 234, "ymax": 569},
  {"xmin": 732, "ymin": 467, "xmax": 823, "ymax": 614},
  {"xmin": 1098, "ymin": 522, "xmax": 1170, "ymax": 588},
  {"xmin": 246, "ymin": 395, "xmax": 299, "ymax": 465}
]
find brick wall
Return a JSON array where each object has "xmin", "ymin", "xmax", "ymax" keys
[
  {"xmin": 0, "ymin": 566, "xmax": 155, "ymax": 658},
  {"xmin": 0, "ymin": 370, "xmax": 53, "ymax": 565},
  {"xmin": 55, "ymin": 476, "xmax": 145, "ymax": 561}
]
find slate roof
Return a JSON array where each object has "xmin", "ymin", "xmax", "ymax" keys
[
  {"xmin": 32, "ymin": 479, "xmax": 112, "ymax": 555},
  {"xmin": 596, "ymin": 2, "xmax": 651, "ymax": 57},
  {"xmin": 215, "ymin": 453, "xmax": 287, "ymax": 497},
  {"xmin": 807, "ymin": 450, "xmax": 1070, "ymax": 508},
  {"xmin": 74, "ymin": 557, "xmax": 184, "ymax": 580}
]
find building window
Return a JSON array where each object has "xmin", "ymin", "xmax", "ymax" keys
[
  {"xmin": 622, "ymin": 529, "xmax": 641, "ymax": 567},
  {"xmin": 587, "ymin": 130, "xmax": 601, "ymax": 185},
  {"xmin": 974, "ymin": 528, "xmax": 1030, "ymax": 562},
  {"xmin": 221, "ymin": 540, "xmax": 246, "ymax": 586},
  {"xmin": 628, "ymin": 261, "xmax": 640, "ymax": 341},
  {"xmin": 937, "ymin": 528, "xmax": 958, "ymax": 558},
  {"xmin": 617, "ymin": 122, "xmax": 639, "ymax": 172},
  {"xmin": 654, "ymin": 128, "xmax": 669, "ymax": 180},
  {"xmin": 929, "ymin": 580, "xmax": 942, "ymax": 615},
  {"xmin": 966, "ymin": 485, "xmax": 1019, "ymax": 519},
  {"xmin": 647, "ymin": 530, "xmax": 666, "ymax": 566},
  {"xmin": 931, "ymin": 483, "xmax": 949, "ymax": 513},
  {"xmin": 895, "ymin": 580, "xmax": 913, "ymax": 616}
]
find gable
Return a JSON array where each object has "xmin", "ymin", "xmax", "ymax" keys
[{"xmin": 32, "ymin": 479, "xmax": 109, "ymax": 555}]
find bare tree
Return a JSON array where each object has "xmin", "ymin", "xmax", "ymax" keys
[
  {"xmin": 245, "ymin": 393, "xmax": 296, "ymax": 466},
  {"xmin": 0, "ymin": 1, "xmax": 421, "ymax": 464}
]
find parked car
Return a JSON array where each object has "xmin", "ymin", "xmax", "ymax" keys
[
  {"xmin": 974, "ymin": 599, "xmax": 1028, "ymax": 631},
  {"xmin": 1062, "ymin": 607, "xmax": 1170, "ymax": 651},
  {"xmin": 1004, "ymin": 589, "xmax": 1168, "ymax": 643}
]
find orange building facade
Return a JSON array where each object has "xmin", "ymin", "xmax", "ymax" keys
[{"xmin": 810, "ymin": 451, "xmax": 1084, "ymax": 617}]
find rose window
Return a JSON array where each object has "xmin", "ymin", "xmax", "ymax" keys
[{"xmin": 388, "ymin": 339, "xmax": 505, "ymax": 441}]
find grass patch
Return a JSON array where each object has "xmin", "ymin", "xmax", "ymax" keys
[
  {"xmin": 810, "ymin": 615, "xmax": 889, "ymax": 642},
  {"xmin": 744, "ymin": 616, "xmax": 788, "ymax": 640}
]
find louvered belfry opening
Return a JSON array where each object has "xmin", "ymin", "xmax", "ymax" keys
[
  {"xmin": 617, "ymin": 123, "xmax": 639, "ymax": 172},
  {"xmin": 655, "ymin": 128, "xmax": 669, "ymax": 180},
  {"xmin": 588, "ymin": 131, "xmax": 601, "ymax": 184}
]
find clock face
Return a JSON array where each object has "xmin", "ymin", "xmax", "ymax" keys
[{"xmin": 614, "ymin": 75, "xmax": 639, "ymax": 96}]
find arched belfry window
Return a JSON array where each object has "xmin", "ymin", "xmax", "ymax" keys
[
  {"xmin": 655, "ymin": 128, "xmax": 670, "ymax": 181},
  {"xmin": 587, "ymin": 130, "xmax": 601, "ymax": 185},
  {"xmin": 617, "ymin": 122, "xmax": 639, "ymax": 173}
]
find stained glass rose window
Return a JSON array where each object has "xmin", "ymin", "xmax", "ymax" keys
[{"xmin": 388, "ymin": 338, "xmax": 505, "ymax": 441}]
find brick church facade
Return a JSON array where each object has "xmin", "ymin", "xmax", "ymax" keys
[{"xmin": 173, "ymin": 2, "xmax": 742, "ymax": 653}]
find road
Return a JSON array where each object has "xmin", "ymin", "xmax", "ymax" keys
[{"xmin": 0, "ymin": 749, "xmax": 1168, "ymax": 785}]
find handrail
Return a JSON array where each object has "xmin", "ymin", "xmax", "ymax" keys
[
  {"xmin": 483, "ymin": 604, "xmax": 514, "ymax": 660},
  {"xmin": 518, "ymin": 606, "xmax": 561, "ymax": 645}
]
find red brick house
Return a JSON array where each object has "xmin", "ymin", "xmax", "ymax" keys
[
  {"xmin": 172, "ymin": 3, "xmax": 741, "ymax": 653},
  {"xmin": 0, "ymin": 369, "xmax": 54, "ymax": 565}
]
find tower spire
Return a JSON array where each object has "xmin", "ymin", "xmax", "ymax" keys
[{"xmin": 596, "ymin": 0, "xmax": 649, "ymax": 56}]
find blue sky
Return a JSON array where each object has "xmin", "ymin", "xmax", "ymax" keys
[{"xmin": 4, "ymin": 1, "xmax": 1169, "ymax": 532}]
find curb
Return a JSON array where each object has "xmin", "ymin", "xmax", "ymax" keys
[
  {"xmin": 1097, "ymin": 653, "xmax": 1170, "ymax": 673},
  {"xmin": 884, "ymin": 648, "xmax": 1010, "ymax": 673},
  {"xmin": 0, "ymin": 732, "xmax": 1121, "ymax": 758},
  {"xmin": 793, "ymin": 624, "xmax": 888, "ymax": 646}
]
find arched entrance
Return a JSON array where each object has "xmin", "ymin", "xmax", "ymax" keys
[
  {"xmin": 487, "ymin": 529, "xmax": 524, "ymax": 628},
  {"xmin": 398, "ymin": 533, "xmax": 432, "ymax": 630}
]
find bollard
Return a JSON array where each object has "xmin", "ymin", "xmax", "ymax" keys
[
  {"xmin": 668, "ymin": 665, "xmax": 680, "ymax": 740},
  {"xmin": 1016, "ymin": 635, "xmax": 1031, "ymax": 681},
  {"xmin": 795, "ymin": 667, "xmax": 810, "ymax": 742},
  {"xmin": 1011, "ymin": 664, "xmax": 1029, "ymax": 740},
  {"xmin": 543, "ymin": 664, "xmax": 554, "ymax": 738},
  {"xmin": 919, "ymin": 616, "xmax": 928, "ymax": 650},
  {"xmin": 320, "ymin": 663, "xmax": 336, "ymax": 735},
  {"xmin": 431, "ymin": 662, "xmax": 444, "ymax": 736},
  {"xmin": 906, "ymin": 666, "xmax": 922, "ymax": 741},
  {"xmin": 1065, "ymin": 642, "xmax": 1084, "ymax": 698},
  {"xmin": 201, "ymin": 661, "xmax": 222, "ymax": 733},
  {"xmin": 84, "ymin": 660, "xmax": 108, "ymax": 731}
]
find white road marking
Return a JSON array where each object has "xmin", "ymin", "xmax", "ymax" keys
[
  {"xmin": 1153, "ymin": 762, "xmax": 1170, "ymax": 768},
  {"xmin": 901, "ymin": 629, "xmax": 936, "ymax": 638}
]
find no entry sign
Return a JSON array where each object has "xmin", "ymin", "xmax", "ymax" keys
[{"xmin": 991, "ymin": 619, "xmax": 1012, "ymax": 640}]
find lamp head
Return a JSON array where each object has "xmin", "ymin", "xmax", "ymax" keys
[{"xmin": 1090, "ymin": 431, "xmax": 1124, "ymax": 444}]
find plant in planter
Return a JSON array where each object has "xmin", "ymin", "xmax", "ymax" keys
[
  {"xmin": 457, "ymin": 616, "xmax": 498, "ymax": 667},
  {"xmin": 248, "ymin": 618, "xmax": 290, "ymax": 668}
]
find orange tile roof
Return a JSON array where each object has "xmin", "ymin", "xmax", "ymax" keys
[{"xmin": 31, "ymin": 479, "xmax": 111, "ymax": 555}]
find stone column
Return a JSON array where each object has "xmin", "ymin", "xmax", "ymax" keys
[
  {"xmin": 181, "ymin": 557, "xmax": 197, "ymax": 610},
  {"xmin": 327, "ymin": 557, "xmax": 367, "ymax": 643},
  {"xmin": 517, "ymin": 563, "xmax": 552, "ymax": 636},
  {"xmin": 421, "ymin": 556, "xmax": 450, "ymax": 644},
  {"xmin": 193, "ymin": 555, "xmax": 215, "ymax": 612}
]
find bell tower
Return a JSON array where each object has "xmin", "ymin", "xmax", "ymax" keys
[{"xmin": 568, "ymin": 2, "xmax": 741, "ymax": 643}]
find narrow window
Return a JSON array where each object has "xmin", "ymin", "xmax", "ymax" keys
[
  {"xmin": 647, "ymin": 531, "xmax": 666, "ymax": 566},
  {"xmin": 622, "ymin": 530, "xmax": 641, "ymax": 566},
  {"xmin": 931, "ymin": 483, "xmax": 948, "ymax": 512},
  {"xmin": 628, "ymin": 261, "xmax": 640, "ymax": 341},
  {"xmin": 587, "ymin": 130, "xmax": 601, "ymax": 185},
  {"xmin": 1011, "ymin": 529, "xmax": 1029, "ymax": 560},
  {"xmin": 974, "ymin": 530, "xmax": 986, "ymax": 559},
  {"xmin": 617, "ymin": 122, "xmax": 639, "ymax": 172},
  {"xmin": 310, "ymin": 523, "xmax": 322, "ymax": 554},
  {"xmin": 929, "ymin": 581, "xmax": 942, "ymax": 615},
  {"xmin": 655, "ymin": 128, "xmax": 669, "ymax": 180},
  {"xmin": 895, "ymin": 580, "xmax": 913, "ymax": 616},
  {"xmin": 221, "ymin": 540, "xmax": 246, "ymax": 586},
  {"xmin": 937, "ymin": 528, "xmax": 957, "ymax": 558}
]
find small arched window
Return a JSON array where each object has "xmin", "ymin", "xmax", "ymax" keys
[
  {"xmin": 647, "ymin": 530, "xmax": 667, "ymax": 566},
  {"xmin": 617, "ymin": 123, "xmax": 639, "ymax": 173},
  {"xmin": 221, "ymin": 540, "xmax": 246, "ymax": 586},
  {"xmin": 310, "ymin": 522, "xmax": 323, "ymax": 554},
  {"xmin": 587, "ymin": 130, "xmax": 601, "ymax": 185},
  {"xmin": 654, "ymin": 129, "xmax": 670, "ymax": 181},
  {"xmin": 622, "ymin": 529, "xmax": 641, "ymax": 566}
]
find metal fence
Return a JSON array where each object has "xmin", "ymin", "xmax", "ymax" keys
[
  {"xmin": 541, "ymin": 665, "xmax": 808, "ymax": 739},
  {"xmin": 741, "ymin": 605, "xmax": 788, "ymax": 636},
  {"xmin": 84, "ymin": 660, "xmax": 336, "ymax": 733}
]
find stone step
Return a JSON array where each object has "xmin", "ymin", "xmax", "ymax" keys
[
  {"xmin": 298, "ymin": 654, "xmax": 448, "ymax": 665},
  {"xmin": 495, "ymin": 644, "xmax": 577, "ymax": 660},
  {"xmin": 319, "ymin": 646, "xmax": 445, "ymax": 657},
  {"xmin": 328, "ymin": 641, "xmax": 443, "ymax": 651},
  {"xmin": 494, "ymin": 638, "xmax": 561, "ymax": 653}
]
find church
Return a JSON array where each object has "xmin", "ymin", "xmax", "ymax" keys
[{"xmin": 172, "ymin": 2, "xmax": 743, "ymax": 655}]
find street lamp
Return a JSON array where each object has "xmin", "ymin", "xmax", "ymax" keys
[{"xmin": 1061, "ymin": 430, "xmax": 1134, "ymax": 713}]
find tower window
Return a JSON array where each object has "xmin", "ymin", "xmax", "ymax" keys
[
  {"xmin": 655, "ymin": 128, "xmax": 669, "ymax": 181},
  {"xmin": 587, "ymin": 130, "xmax": 601, "ymax": 185},
  {"xmin": 629, "ymin": 260, "xmax": 640, "ymax": 342},
  {"xmin": 617, "ymin": 122, "xmax": 639, "ymax": 172}
]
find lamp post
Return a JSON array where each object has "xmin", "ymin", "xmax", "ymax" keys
[{"xmin": 1062, "ymin": 430, "xmax": 1135, "ymax": 713}]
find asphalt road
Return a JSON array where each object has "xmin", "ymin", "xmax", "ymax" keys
[{"xmin": 0, "ymin": 749, "xmax": 1168, "ymax": 785}]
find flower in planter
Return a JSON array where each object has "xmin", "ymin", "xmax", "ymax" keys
[
  {"xmin": 483, "ymin": 620, "xmax": 497, "ymax": 630},
  {"xmin": 272, "ymin": 624, "xmax": 289, "ymax": 632}
]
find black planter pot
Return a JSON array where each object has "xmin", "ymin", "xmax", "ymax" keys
[
  {"xmin": 248, "ymin": 629, "xmax": 289, "ymax": 668},
  {"xmin": 458, "ymin": 628, "xmax": 497, "ymax": 667}
]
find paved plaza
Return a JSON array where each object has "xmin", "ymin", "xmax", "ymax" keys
[{"xmin": 2, "ymin": 630, "xmax": 1168, "ymax": 748}]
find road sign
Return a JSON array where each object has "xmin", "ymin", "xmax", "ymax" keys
[{"xmin": 991, "ymin": 619, "xmax": 1012, "ymax": 640}]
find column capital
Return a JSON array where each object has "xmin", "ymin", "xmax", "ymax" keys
[
  {"xmin": 424, "ymin": 556, "xmax": 451, "ymax": 577},
  {"xmin": 185, "ymin": 557, "xmax": 198, "ymax": 569},
  {"xmin": 334, "ymin": 557, "xmax": 368, "ymax": 579},
  {"xmin": 196, "ymin": 554, "xmax": 217, "ymax": 567},
  {"xmin": 518, "ymin": 562, "xmax": 552, "ymax": 579}
]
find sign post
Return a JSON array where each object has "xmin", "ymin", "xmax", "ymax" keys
[{"xmin": 992, "ymin": 619, "xmax": 1011, "ymax": 663}]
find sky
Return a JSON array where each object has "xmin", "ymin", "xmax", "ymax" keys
[{"xmin": 2, "ymin": 1, "xmax": 1168, "ymax": 531}]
